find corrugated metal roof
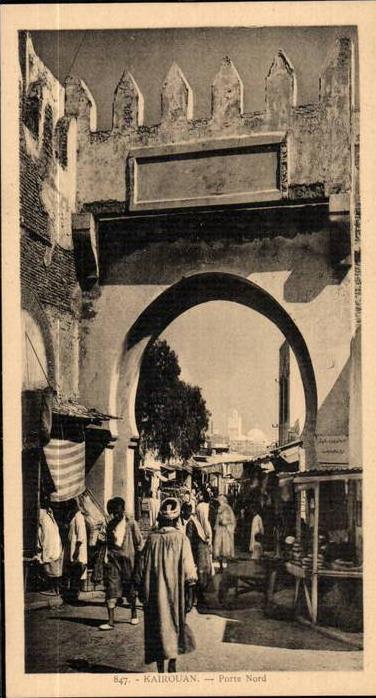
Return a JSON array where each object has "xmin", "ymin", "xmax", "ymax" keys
[{"xmin": 52, "ymin": 395, "xmax": 120, "ymax": 422}]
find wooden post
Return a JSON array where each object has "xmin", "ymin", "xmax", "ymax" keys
[
  {"xmin": 312, "ymin": 482, "xmax": 320, "ymax": 623},
  {"xmin": 293, "ymin": 578, "xmax": 300, "ymax": 612},
  {"xmin": 296, "ymin": 489, "xmax": 302, "ymax": 542}
]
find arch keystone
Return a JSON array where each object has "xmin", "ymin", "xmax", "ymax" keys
[
  {"xmin": 161, "ymin": 63, "xmax": 193, "ymax": 121},
  {"xmin": 211, "ymin": 57, "xmax": 244, "ymax": 123},
  {"xmin": 113, "ymin": 71, "xmax": 144, "ymax": 130},
  {"xmin": 266, "ymin": 50, "xmax": 296, "ymax": 127}
]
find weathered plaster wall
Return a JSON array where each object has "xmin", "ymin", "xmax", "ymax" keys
[
  {"xmin": 79, "ymin": 223, "xmax": 353, "ymax": 453},
  {"xmin": 19, "ymin": 34, "xmax": 80, "ymax": 398},
  {"xmin": 81, "ymin": 231, "xmax": 352, "ymax": 414}
]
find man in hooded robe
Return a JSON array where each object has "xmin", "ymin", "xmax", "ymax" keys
[
  {"xmin": 138, "ymin": 497, "xmax": 197, "ymax": 673},
  {"xmin": 182, "ymin": 502, "xmax": 212, "ymax": 603}
]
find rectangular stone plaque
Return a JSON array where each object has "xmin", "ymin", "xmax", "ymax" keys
[
  {"xmin": 315, "ymin": 434, "xmax": 349, "ymax": 465},
  {"xmin": 128, "ymin": 134, "xmax": 287, "ymax": 211}
]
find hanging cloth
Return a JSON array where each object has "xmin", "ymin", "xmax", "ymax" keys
[{"xmin": 43, "ymin": 437, "xmax": 86, "ymax": 502}]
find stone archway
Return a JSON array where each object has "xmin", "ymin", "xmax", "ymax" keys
[{"xmin": 111, "ymin": 272, "xmax": 318, "ymax": 515}]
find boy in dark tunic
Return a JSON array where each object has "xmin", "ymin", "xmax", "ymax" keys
[{"xmin": 99, "ymin": 497, "xmax": 143, "ymax": 630}]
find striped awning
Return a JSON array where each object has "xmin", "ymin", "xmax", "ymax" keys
[{"xmin": 43, "ymin": 438, "xmax": 86, "ymax": 502}]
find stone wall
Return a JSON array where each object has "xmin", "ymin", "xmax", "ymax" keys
[{"xmin": 19, "ymin": 33, "xmax": 80, "ymax": 397}]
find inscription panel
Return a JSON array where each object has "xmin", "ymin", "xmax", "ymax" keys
[
  {"xmin": 315, "ymin": 434, "xmax": 349, "ymax": 465},
  {"xmin": 128, "ymin": 134, "xmax": 287, "ymax": 211}
]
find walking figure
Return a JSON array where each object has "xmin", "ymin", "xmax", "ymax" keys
[
  {"xmin": 100, "ymin": 497, "xmax": 144, "ymax": 630},
  {"xmin": 137, "ymin": 497, "xmax": 197, "ymax": 673}
]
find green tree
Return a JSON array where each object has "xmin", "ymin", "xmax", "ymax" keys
[{"xmin": 136, "ymin": 339, "xmax": 210, "ymax": 463}]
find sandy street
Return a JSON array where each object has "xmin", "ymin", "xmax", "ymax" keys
[{"xmin": 25, "ymin": 594, "xmax": 362, "ymax": 674}]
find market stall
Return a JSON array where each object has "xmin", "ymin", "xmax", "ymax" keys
[
  {"xmin": 137, "ymin": 455, "xmax": 196, "ymax": 526},
  {"xmin": 286, "ymin": 467, "xmax": 362, "ymax": 625}
]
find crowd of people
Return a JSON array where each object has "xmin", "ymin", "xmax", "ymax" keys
[{"xmin": 35, "ymin": 470, "xmax": 291, "ymax": 673}]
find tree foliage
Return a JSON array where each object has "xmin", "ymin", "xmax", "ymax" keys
[{"xmin": 136, "ymin": 339, "xmax": 210, "ymax": 463}]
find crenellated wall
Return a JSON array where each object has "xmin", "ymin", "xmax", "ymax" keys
[{"xmin": 60, "ymin": 37, "xmax": 354, "ymax": 211}]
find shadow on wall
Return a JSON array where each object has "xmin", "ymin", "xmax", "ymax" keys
[
  {"xmin": 316, "ymin": 357, "xmax": 350, "ymax": 437},
  {"xmin": 283, "ymin": 249, "xmax": 347, "ymax": 304},
  {"xmin": 97, "ymin": 207, "xmax": 349, "ymax": 304}
]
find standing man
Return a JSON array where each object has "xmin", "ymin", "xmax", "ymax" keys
[
  {"xmin": 63, "ymin": 499, "xmax": 87, "ymax": 603},
  {"xmin": 213, "ymin": 494, "xmax": 236, "ymax": 571},
  {"xmin": 182, "ymin": 503, "xmax": 212, "ymax": 604},
  {"xmin": 137, "ymin": 497, "xmax": 197, "ymax": 673},
  {"xmin": 37, "ymin": 495, "xmax": 63, "ymax": 596},
  {"xmin": 149, "ymin": 471, "xmax": 161, "ymax": 529},
  {"xmin": 100, "ymin": 497, "xmax": 144, "ymax": 630}
]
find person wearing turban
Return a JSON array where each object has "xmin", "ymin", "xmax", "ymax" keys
[{"xmin": 136, "ymin": 497, "xmax": 197, "ymax": 673}]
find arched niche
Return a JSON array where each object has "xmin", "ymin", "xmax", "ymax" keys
[{"xmin": 21, "ymin": 285, "xmax": 56, "ymax": 390}]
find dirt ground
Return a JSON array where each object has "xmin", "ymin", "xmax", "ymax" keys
[{"xmin": 25, "ymin": 576, "xmax": 362, "ymax": 674}]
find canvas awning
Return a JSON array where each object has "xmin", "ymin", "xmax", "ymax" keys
[
  {"xmin": 52, "ymin": 395, "xmax": 120, "ymax": 423},
  {"xmin": 293, "ymin": 466, "xmax": 362, "ymax": 487},
  {"xmin": 141, "ymin": 452, "xmax": 195, "ymax": 474}
]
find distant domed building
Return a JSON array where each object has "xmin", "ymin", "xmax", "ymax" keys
[
  {"xmin": 246, "ymin": 428, "xmax": 268, "ymax": 445},
  {"xmin": 228, "ymin": 419, "xmax": 269, "ymax": 458}
]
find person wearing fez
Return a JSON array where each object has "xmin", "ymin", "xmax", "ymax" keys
[{"xmin": 136, "ymin": 497, "xmax": 197, "ymax": 673}]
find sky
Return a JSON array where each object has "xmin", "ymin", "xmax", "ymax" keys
[
  {"xmin": 161, "ymin": 301, "xmax": 301, "ymax": 443},
  {"xmin": 30, "ymin": 26, "xmax": 348, "ymax": 441}
]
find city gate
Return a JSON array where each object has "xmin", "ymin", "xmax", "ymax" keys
[{"xmin": 20, "ymin": 34, "xmax": 361, "ymax": 515}]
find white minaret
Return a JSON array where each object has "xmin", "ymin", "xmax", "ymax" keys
[{"xmin": 228, "ymin": 409, "xmax": 242, "ymax": 440}]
